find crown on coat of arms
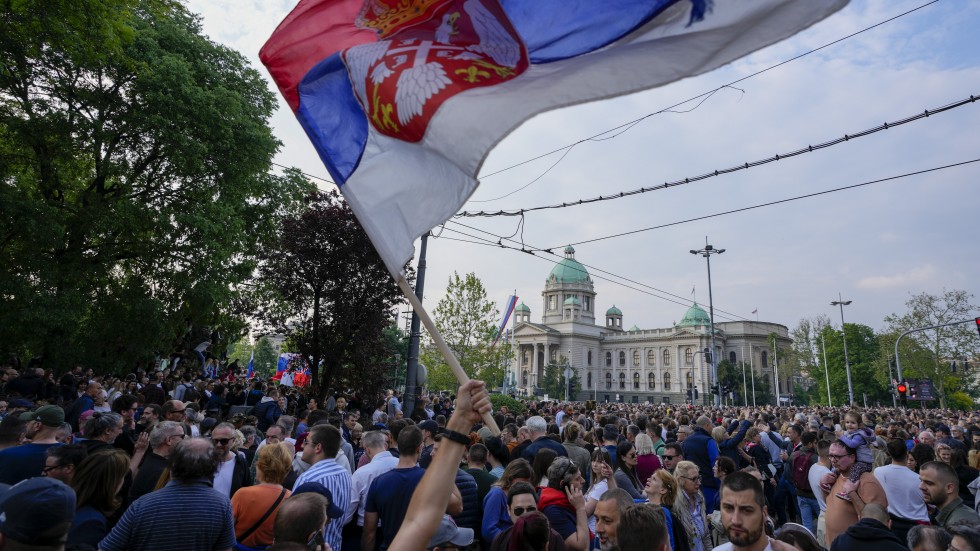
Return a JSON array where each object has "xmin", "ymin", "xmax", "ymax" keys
[{"xmin": 355, "ymin": 0, "xmax": 452, "ymax": 39}]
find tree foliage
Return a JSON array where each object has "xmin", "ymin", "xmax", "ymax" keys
[
  {"xmin": 0, "ymin": 0, "xmax": 310, "ymax": 371},
  {"xmin": 421, "ymin": 272, "xmax": 511, "ymax": 391},
  {"xmin": 884, "ymin": 289, "xmax": 980, "ymax": 407},
  {"xmin": 252, "ymin": 336, "xmax": 278, "ymax": 378},
  {"xmin": 254, "ymin": 191, "xmax": 404, "ymax": 402}
]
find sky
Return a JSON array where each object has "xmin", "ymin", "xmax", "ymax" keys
[{"xmin": 184, "ymin": 0, "xmax": 980, "ymax": 335}]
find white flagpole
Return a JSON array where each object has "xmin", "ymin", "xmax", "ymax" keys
[{"xmin": 397, "ymin": 274, "xmax": 500, "ymax": 435}]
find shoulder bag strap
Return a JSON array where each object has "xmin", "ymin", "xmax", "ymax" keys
[{"xmin": 238, "ymin": 487, "xmax": 288, "ymax": 543}]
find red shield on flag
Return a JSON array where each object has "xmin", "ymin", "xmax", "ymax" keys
[{"xmin": 344, "ymin": 0, "xmax": 529, "ymax": 142}]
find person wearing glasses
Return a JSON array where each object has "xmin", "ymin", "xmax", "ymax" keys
[
  {"xmin": 489, "ymin": 481, "xmax": 566, "ymax": 551},
  {"xmin": 130, "ymin": 421, "xmax": 185, "ymax": 501},
  {"xmin": 42, "ymin": 443, "xmax": 87, "ymax": 485},
  {"xmin": 162, "ymin": 399, "xmax": 191, "ymax": 435},
  {"xmin": 663, "ymin": 442, "xmax": 685, "ymax": 474},
  {"xmin": 211, "ymin": 422, "xmax": 253, "ymax": 498},
  {"xmin": 674, "ymin": 460, "xmax": 711, "ymax": 551},
  {"xmin": 613, "ymin": 442, "xmax": 644, "ymax": 499},
  {"xmin": 822, "ymin": 440, "xmax": 886, "ymax": 548}
]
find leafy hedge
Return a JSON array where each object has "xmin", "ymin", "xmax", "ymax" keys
[{"xmin": 489, "ymin": 393, "xmax": 527, "ymax": 415}]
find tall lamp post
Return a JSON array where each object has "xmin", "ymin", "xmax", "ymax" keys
[
  {"xmin": 831, "ymin": 293, "xmax": 855, "ymax": 405},
  {"xmin": 691, "ymin": 240, "xmax": 724, "ymax": 407}
]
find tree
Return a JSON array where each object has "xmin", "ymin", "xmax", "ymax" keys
[
  {"xmin": 255, "ymin": 191, "xmax": 405, "ymax": 402},
  {"xmin": 252, "ymin": 336, "xmax": 278, "ymax": 378},
  {"xmin": 884, "ymin": 289, "xmax": 980, "ymax": 407},
  {"xmin": 0, "ymin": 1, "xmax": 310, "ymax": 372},
  {"xmin": 226, "ymin": 338, "xmax": 254, "ymax": 366},
  {"xmin": 817, "ymin": 323, "xmax": 885, "ymax": 406},
  {"xmin": 421, "ymin": 272, "xmax": 511, "ymax": 392},
  {"xmin": 540, "ymin": 355, "xmax": 580, "ymax": 400}
]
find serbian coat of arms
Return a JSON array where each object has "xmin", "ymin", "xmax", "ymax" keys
[{"xmin": 343, "ymin": 0, "xmax": 529, "ymax": 142}]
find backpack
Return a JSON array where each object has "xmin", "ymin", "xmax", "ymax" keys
[{"xmin": 791, "ymin": 449, "xmax": 816, "ymax": 492}]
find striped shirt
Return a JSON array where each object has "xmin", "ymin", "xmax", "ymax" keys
[
  {"xmin": 100, "ymin": 480, "xmax": 235, "ymax": 551},
  {"xmin": 294, "ymin": 458, "xmax": 353, "ymax": 551}
]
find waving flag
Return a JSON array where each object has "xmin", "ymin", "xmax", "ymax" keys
[
  {"xmin": 246, "ymin": 350, "xmax": 255, "ymax": 379},
  {"xmin": 261, "ymin": 0, "xmax": 847, "ymax": 275},
  {"xmin": 492, "ymin": 293, "xmax": 518, "ymax": 347}
]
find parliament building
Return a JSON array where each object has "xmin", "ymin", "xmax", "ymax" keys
[{"xmin": 510, "ymin": 246, "xmax": 792, "ymax": 404}]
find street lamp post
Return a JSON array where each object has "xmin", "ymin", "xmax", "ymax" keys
[
  {"xmin": 564, "ymin": 349, "xmax": 573, "ymax": 402},
  {"xmin": 831, "ymin": 293, "xmax": 855, "ymax": 405},
  {"xmin": 820, "ymin": 332, "xmax": 832, "ymax": 407},
  {"xmin": 691, "ymin": 240, "xmax": 724, "ymax": 407}
]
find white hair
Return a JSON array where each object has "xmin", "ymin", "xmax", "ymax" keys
[{"xmin": 527, "ymin": 416, "xmax": 547, "ymax": 433}]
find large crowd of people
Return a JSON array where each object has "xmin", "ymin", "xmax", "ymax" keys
[{"xmin": 1, "ymin": 361, "xmax": 979, "ymax": 551}]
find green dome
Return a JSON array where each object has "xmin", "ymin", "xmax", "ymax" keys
[
  {"xmin": 514, "ymin": 302, "xmax": 530, "ymax": 313},
  {"xmin": 678, "ymin": 302, "xmax": 710, "ymax": 327},
  {"xmin": 606, "ymin": 304, "xmax": 622, "ymax": 316},
  {"xmin": 629, "ymin": 325, "xmax": 641, "ymax": 332},
  {"xmin": 563, "ymin": 296, "xmax": 581, "ymax": 306},
  {"xmin": 548, "ymin": 245, "xmax": 590, "ymax": 284}
]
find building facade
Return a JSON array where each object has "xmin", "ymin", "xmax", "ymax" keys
[{"xmin": 510, "ymin": 246, "xmax": 792, "ymax": 404}]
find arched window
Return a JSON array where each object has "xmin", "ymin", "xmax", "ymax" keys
[
  {"xmin": 588, "ymin": 350, "xmax": 593, "ymax": 366},
  {"xmin": 619, "ymin": 372, "xmax": 626, "ymax": 389},
  {"xmin": 663, "ymin": 349, "xmax": 671, "ymax": 367},
  {"xmin": 647, "ymin": 350, "xmax": 655, "ymax": 366},
  {"xmin": 685, "ymin": 348, "xmax": 693, "ymax": 366},
  {"xmin": 633, "ymin": 372, "xmax": 640, "ymax": 389},
  {"xmin": 729, "ymin": 351, "xmax": 737, "ymax": 364},
  {"xmin": 605, "ymin": 352, "xmax": 612, "ymax": 367},
  {"xmin": 648, "ymin": 372, "xmax": 655, "ymax": 390},
  {"xmin": 663, "ymin": 372, "xmax": 671, "ymax": 390},
  {"xmin": 761, "ymin": 351, "xmax": 769, "ymax": 368},
  {"xmin": 606, "ymin": 372, "xmax": 612, "ymax": 389},
  {"xmin": 632, "ymin": 350, "xmax": 640, "ymax": 367},
  {"xmin": 686, "ymin": 371, "xmax": 693, "ymax": 389},
  {"xmin": 619, "ymin": 351, "xmax": 626, "ymax": 367},
  {"xmin": 587, "ymin": 372, "xmax": 592, "ymax": 389}
]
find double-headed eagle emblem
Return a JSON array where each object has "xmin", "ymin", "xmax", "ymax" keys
[{"xmin": 344, "ymin": 0, "xmax": 528, "ymax": 142}]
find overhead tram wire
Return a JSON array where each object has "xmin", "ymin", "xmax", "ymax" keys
[
  {"xmin": 439, "ymin": 155, "xmax": 980, "ymax": 323},
  {"xmin": 464, "ymin": 0, "xmax": 940, "ymax": 204},
  {"xmin": 458, "ymin": 92, "xmax": 979, "ymax": 217},
  {"xmin": 539, "ymin": 157, "xmax": 980, "ymax": 252}
]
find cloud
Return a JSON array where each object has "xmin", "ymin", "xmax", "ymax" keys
[{"xmin": 856, "ymin": 265, "xmax": 938, "ymax": 290}]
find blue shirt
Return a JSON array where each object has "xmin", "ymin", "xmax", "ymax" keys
[
  {"xmin": 482, "ymin": 486, "xmax": 511, "ymax": 544},
  {"xmin": 100, "ymin": 481, "xmax": 236, "ymax": 551},
  {"xmin": 294, "ymin": 459, "xmax": 352, "ymax": 551},
  {"xmin": 366, "ymin": 466, "xmax": 425, "ymax": 550},
  {"xmin": 0, "ymin": 442, "xmax": 61, "ymax": 485}
]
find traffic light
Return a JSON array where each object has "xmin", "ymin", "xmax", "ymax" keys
[
  {"xmin": 975, "ymin": 317, "xmax": 980, "ymax": 337},
  {"xmin": 896, "ymin": 382, "xmax": 907, "ymax": 396},
  {"xmin": 704, "ymin": 347, "xmax": 712, "ymax": 364}
]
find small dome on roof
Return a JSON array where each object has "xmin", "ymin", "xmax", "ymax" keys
[
  {"xmin": 514, "ymin": 302, "xmax": 530, "ymax": 313},
  {"xmin": 629, "ymin": 325, "xmax": 641, "ymax": 332},
  {"xmin": 678, "ymin": 302, "xmax": 711, "ymax": 327},
  {"xmin": 606, "ymin": 305, "xmax": 622, "ymax": 316}
]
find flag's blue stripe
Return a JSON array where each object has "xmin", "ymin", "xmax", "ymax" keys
[
  {"xmin": 297, "ymin": 52, "xmax": 367, "ymax": 186},
  {"xmin": 501, "ymin": 0, "xmax": 684, "ymax": 64}
]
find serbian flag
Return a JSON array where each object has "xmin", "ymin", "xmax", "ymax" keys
[
  {"xmin": 491, "ymin": 294, "xmax": 518, "ymax": 347},
  {"xmin": 246, "ymin": 351, "xmax": 255, "ymax": 379},
  {"xmin": 261, "ymin": 0, "xmax": 847, "ymax": 275}
]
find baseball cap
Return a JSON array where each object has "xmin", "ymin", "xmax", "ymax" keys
[
  {"xmin": 419, "ymin": 420, "xmax": 439, "ymax": 434},
  {"xmin": 18, "ymin": 405, "xmax": 65, "ymax": 427},
  {"xmin": 292, "ymin": 482, "xmax": 344, "ymax": 519},
  {"xmin": 427, "ymin": 515, "xmax": 474, "ymax": 549},
  {"xmin": 0, "ymin": 478, "xmax": 76, "ymax": 544}
]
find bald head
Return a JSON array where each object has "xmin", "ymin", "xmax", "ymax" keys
[{"xmin": 860, "ymin": 503, "xmax": 890, "ymax": 526}]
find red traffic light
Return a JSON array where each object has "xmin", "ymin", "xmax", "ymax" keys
[
  {"xmin": 897, "ymin": 383, "xmax": 908, "ymax": 394},
  {"xmin": 975, "ymin": 317, "xmax": 980, "ymax": 337}
]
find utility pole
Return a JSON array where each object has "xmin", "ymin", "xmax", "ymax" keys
[
  {"xmin": 820, "ymin": 333, "xmax": 832, "ymax": 407},
  {"xmin": 831, "ymin": 293, "xmax": 855, "ymax": 405},
  {"xmin": 403, "ymin": 232, "xmax": 429, "ymax": 418},
  {"xmin": 691, "ymin": 239, "xmax": 725, "ymax": 407}
]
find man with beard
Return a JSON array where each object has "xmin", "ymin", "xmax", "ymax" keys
[
  {"xmin": 713, "ymin": 471, "xmax": 796, "ymax": 551},
  {"xmin": 594, "ymin": 488, "xmax": 633, "ymax": 551}
]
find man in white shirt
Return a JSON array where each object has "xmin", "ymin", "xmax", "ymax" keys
[
  {"xmin": 874, "ymin": 438, "xmax": 928, "ymax": 544},
  {"xmin": 347, "ymin": 430, "xmax": 399, "ymax": 547},
  {"xmin": 807, "ymin": 439, "xmax": 833, "ymax": 547}
]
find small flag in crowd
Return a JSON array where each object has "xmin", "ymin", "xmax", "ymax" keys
[
  {"xmin": 492, "ymin": 294, "xmax": 518, "ymax": 347},
  {"xmin": 246, "ymin": 350, "xmax": 254, "ymax": 379}
]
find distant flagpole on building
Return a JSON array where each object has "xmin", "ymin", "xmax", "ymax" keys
[{"xmin": 752, "ymin": 308, "xmax": 758, "ymax": 321}]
